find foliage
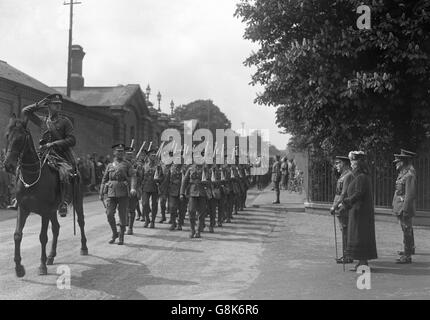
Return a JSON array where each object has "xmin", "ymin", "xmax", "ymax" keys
[{"xmin": 235, "ymin": 0, "xmax": 430, "ymax": 156}]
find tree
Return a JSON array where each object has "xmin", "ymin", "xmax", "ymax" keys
[
  {"xmin": 235, "ymin": 0, "xmax": 430, "ymax": 156},
  {"xmin": 173, "ymin": 100, "xmax": 232, "ymax": 137}
]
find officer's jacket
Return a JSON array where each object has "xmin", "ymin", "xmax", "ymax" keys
[
  {"xmin": 221, "ymin": 165, "xmax": 232, "ymax": 195},
  {"xmin": 180, "ymin": 164, "xmax": 206, "ymax": 197},
  {"xmin": 142, "ymin": 161, "xmax": 163, "ymax": 193},
  {"xmin": 332, "ymin": 169, "xmax": 354, "ymax": 211},
  {"xmin": 271, "ymin": 161, "xmax": 281, "ymax": 182},
  {"xmin": 166, "ymin": 164, "xmax": 182, "ymax": 197},
  {"xmin": 101, "ymin": 160, "xmax": 136, "ymax": 198},
  {"xmin": 22, "ymin": 103, "xmax": 76, "ymax": 165},
  {"xmin": 392, "ymin": 165, "xmax": 417, "ymax": 217},
  {"xmin": 158, "ymin": 164, "xmax": 171, "ymax": 195},
  {"xmin": 210, "ymin": 166, "xmax": 223, "ymax": 200},
  {"xmin": 201, "ymin": 165, "xmax": 213, "ymax": 200}
]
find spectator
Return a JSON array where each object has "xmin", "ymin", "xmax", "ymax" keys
[
  {"xmin": 287, "ymin": 158, "xmax": 296, "ymax": 192},
  {"xmin": 280, "ymin": 156, "xmax": 289, "ymax": 190}
]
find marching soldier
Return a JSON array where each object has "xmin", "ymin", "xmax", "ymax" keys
[
  {"xmin": 393, "ymin": 149, "xmax": 417, "ymax": 264},
  {"xmin": 271, "ymin": 155, "xmax": 281, "ymax": 204},
  {"xmin": 330, "ymin": 155, "xmax": 354, "ymax": 264},
  {"xmin": 230, "ymin": 162, "xmax": 242, "ymax": 216},
  {"xmin": 22, "ymin": 93, "xmax": 76, "ymax": 217},
  {"xmin": 158, "ymin": 162, "xmax": 170, "ymax": 223},
  {"xmin": 99, "ymin": 143, "xmax": 137, "ymax": 245},
  {"xmin": 201, "ymin": 162, "xmax": 214, "ymax": 233},
  {"xmin": 164, "ymin": 152, "xmax": 183, "ymax": 231},
  {"xmin": 221, "ymin": 156, "xmax": 233, "ymax": 223},
  {"xmin": 180, "ymin": 161, "xmax": 206, "ymax": 238},
  {"xmin": 210, "ymin": 163, "xmax": 224, "ymax": 228},
  {"xmin": 141, "ymin": 147, "xmax": 163, "ymax": 228},
  {"xmin": 125, "ymin": 146, "xmax": 142, "ymax": 235},
  {"xmin": 178, "ymin": 162, "xmax": 190, "ymax": 230}
]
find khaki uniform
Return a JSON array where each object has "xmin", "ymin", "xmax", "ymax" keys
[
  {"xmin": 180, "ymin": 164, "xmax": 206, "ymax": 237},
  {"xmin": 221, "ymin": 164, "xmax": 233, "ymax": 223},
  {"xmin": 158, "ymin": 164, "xmax": 171, "ymax": 222},
  {"xmin": 127, "ymin": 158, "xmax": 143, "ymax": 234},
  {"xmin": 100, "ymin": 159, "xmax": 136, "ymax": 242},
  {"xmin": 166, "ymin": 163, "xmax": 183, "ymax": 230},
  {"xmin": 141, "ymin": 161, "xmax": 163, "ymax": 227},
  {"xmin": 332, "ymin": 169, "xmax": 354, "ymax": 256},
  {"xmin": 272, "ymin": 160, "xmax": 281, "ymax": 202},
  {"xmin": 393, "ymin": 165, "xmax": 417, "ymax": 256}
]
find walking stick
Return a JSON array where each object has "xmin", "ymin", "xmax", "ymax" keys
[{"xmin": 333, "ymin": 214, "xmax": 338, "ymax": 261}]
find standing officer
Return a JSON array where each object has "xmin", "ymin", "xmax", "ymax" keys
[
  {"xmin": 141, "ymin": 147, "xmax": 163, "ymax": 228},
  {"xmin": 271, "ymin": 155, "xmax": 281, "ymax": 204},
  {"xmin": 180, "ymin": 161, "xmax": 206, "ymax": 238},
  {"xmin": 330, "ymin": 155, "xmax": 354, "ymax": 264},
  {"xmin": 125, "ymin": 146, "xmax": 142, "ymax": 235},
  {"xmin": 393, "ymin": 149, "xmax": 417, "ymax": 264},
  {"xmin": 100, "ymin": 144, "xmax": 137, "ymax": 245}
]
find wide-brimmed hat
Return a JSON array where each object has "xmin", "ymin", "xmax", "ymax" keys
[{"xmin": 348, "ymin": 151, "xmax": 366, "ymax": 161}]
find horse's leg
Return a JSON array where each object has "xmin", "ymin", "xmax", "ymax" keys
[
  {"xmin": 38, "ymin": 215, "xmax": 49, "ymax": 275},
  {"xmin": 14, "ymin": 206, "xmax": 29, "ymax": 278},
  {"xmin": 47, "ymin": 213, "xmax": 60, "ymax": 265},
  {"xmin": 75, "ymin": 183, "xmax": 88, "ymax": 255}
]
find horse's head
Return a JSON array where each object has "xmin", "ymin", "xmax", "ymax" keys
[{"xmin": 3, "ymin": 115, "xmax": 29, "ymax": 174}]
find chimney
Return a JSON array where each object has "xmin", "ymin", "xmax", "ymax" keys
[{"xmin": 70, "ymin": 44, "xmax": 85, "ymax": 90}]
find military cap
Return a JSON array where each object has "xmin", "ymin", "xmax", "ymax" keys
[
  {"xmin": 46, "ymin": 93, "xmax": 63, "ymax": 104},
  {"xmin": 112, "ymin": 143, "xmax": 126, "ymax": 151},
  {"xmin": 348, "ymin": 151, "xmax": 366, "ymax": 161},
  {"xmin": 334, "ymin": 155, "xmax": 350, "ymax": 163},
  {"xmin": 125, "ymin": 146, "xmax": 135, "ymax": 153},
  {"xmin": 393, "ymin": 149, "xmax": 415, "ymax": 163}
]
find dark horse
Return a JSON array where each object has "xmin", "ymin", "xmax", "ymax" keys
[{"xmin": 3, "ymin": 115, "xmax": 88, "ymax": 277}]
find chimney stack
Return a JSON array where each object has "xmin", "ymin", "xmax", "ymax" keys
[{"xmin": 70, "ymin": 44, "xmax": 85, "ymax": 90}]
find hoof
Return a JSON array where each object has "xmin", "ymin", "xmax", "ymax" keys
[
  {"xmin": 47, "ymin": 257, "xmax": 55, "ymax": 265},
  {"xmin": 15, "ymin": 265, "xmax": 26, "ymax": 278},
  {"xmin": 80, "ymin": 249, "xmax": 89, "ymax": 256},
  {"xmin": 39, "ymin": 265, "xmax": 48, "ymax": 276}
]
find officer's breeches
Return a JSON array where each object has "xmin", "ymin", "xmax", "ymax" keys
[
  {"xmin": 398, "ymin": 215, "xmax": 414, "ymax": 255},
  {"xmin": 106, "ymin": 197, "xmax": 129, "ymax": 227},
  {"xmin": 142, "ymin": 191, "xmax": 158, "ymax": 220},
  {"xmin": 189, "ymin": 197, "xmax": 205, "ymax": 229},
  {"xmin": 159, "ymin": 194, "xmax": 168, "ymax": 215},
  {"xmin": 168, "ymin": 195, "xmax": 180, "ymax": 224},
  {"xmin": 128, "ymin": 195, "xmax": 139, "ymax": 228}
]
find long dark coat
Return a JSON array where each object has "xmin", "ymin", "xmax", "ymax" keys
[{"xmin": 343, "ymin": 169, "xmax": 378, "ymax": 260}]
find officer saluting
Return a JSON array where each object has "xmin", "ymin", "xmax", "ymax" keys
[
  {"xmin": 100, "ymin": 143, "xmax": 137, "ymax": 245},
  {"xmin": 392, "ymin": 149, "xmax": 417, "ymax": 264}
]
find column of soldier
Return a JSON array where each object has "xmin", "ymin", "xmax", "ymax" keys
[
  {"xmin": 329, "ymin": 149, "xmax": 417, "ymax": 271},
  {"xmin": 99, "ymin": 141, "xmax": 252, "ymax": 245}
]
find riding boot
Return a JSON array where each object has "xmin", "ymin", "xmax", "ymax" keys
[
  {"xmin": 127, "ymin": 211, "xmax": 135, "ymax": 235},
  {"xmin": 108, "ymin": 219, "xmax": 119, "ymax": 244},
  {"xmin": 118, "ymin": 226, "xmax": 125, "ymax": 245}
]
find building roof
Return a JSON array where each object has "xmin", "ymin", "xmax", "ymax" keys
[
  {"xmin": 53, "ymin": 84, "xmax": 141, "ymax": 107},
  {"xmin": 0, "ymin": 60, "xmax": 59, "ymax": 95}
]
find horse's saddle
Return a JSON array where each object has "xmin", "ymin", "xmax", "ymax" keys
[{"xmin": 43, "ymin": 150, "xmax": 74, "ymax": 183}]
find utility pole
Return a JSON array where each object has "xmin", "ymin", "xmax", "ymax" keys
[{"xmin": 64, "ymin": 0, "xmax": 82, "ymax": 97}]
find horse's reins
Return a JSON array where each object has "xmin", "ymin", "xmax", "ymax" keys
[{"xmin": 14, "ymin": 130, "xmax": 46, "ymax": 188}]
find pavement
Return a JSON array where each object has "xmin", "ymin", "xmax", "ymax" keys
[{"xmin": 0, "ymin": 187, "xmax": 429, "ymax": 300}]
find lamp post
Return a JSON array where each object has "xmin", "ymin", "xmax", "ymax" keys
[
  {"xmin": 146, "ymin": 84, "xmax": 151, "ymax": 101},
  {"xmin": 170, "ymin": 100, "xmax": 174, "ymax": 115},
  {"xmin": 157, "ymin": 91, "xmax": 162, "ymax": 111}
]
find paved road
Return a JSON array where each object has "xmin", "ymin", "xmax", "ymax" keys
[{"xmin": 0, "ymin": 188, "xmax": 429, "ymax": 299}]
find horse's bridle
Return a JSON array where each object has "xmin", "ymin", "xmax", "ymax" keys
[{"xmin": 7, "ymin": 128, "xmax": 45, "ymax": 188}]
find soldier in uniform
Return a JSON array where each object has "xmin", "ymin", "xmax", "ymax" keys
[
  {"xmin": 221, "ymin": 156, "xmax": 233, "ymax": 223},
  {"xmin": 180, "ymin": 161, "xmax": 206, "ymax": 238},
  {"xmin": 271, "ymin": 155, "xmax": 281, "ymax": 204},
  {"xmin": 99, "ymin": 144, "xmax": 137, "ymax": 245},
  {"xmin": 125, "ymin": 146, "xmax": 142, "ymax": 235},
  {"xmin": 141, "ymin": 147, "xmax": 163, "ymax": 228},
  {"xmin": 330, "ymin": 155, "xmax": 354, "ymax": 264},
  {"xmin": 209, "ymin": 163, "xmax": 224, "ymax": 228},
  {"xmin": 230, "ymin": 162, "xmax": 242, "ymax": 216},
  {"xmin": 158, "ymin": 162, "xmax": 170, "ymax": 224},
  {"xmin": 22, "ymin": 93, "xmax": 76, "ymax": 217},
  {"xmin": 201, "ymin": 161, "xmax": 214, "ymax": 233},
  {"xmin": 392, "ymin": 149, "xmax": 417, "ymax": 264}
]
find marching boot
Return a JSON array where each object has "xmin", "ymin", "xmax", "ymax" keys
[
  {"xmin": 127, "ymin": 212, "xmax": 135, "ymax": 235},
  {"xmin": 108, "ymin": 219, "xmax": 119, "ymax": 244},
  {"xmin": 189, "ymin": 221, "xmax": 196, "ymax": 238},
  {"xmin": 158, "ymin": 211, "xmax": 166, "ymax": 223},
  {"xmin": 118, "ymin": 227, "xmax": 125, "ymax": 245}
]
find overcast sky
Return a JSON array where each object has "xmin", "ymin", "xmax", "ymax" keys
[{"xmin": 0, "ymin": 0, "xmax": 290, "ymax": 150}]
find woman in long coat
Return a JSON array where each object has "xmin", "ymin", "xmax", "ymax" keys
[{"xmin": 341, "ymin": 151, "xmax": 377, "ymax": 271}]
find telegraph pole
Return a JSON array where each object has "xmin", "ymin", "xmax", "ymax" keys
[{"xmin": 64, "ymin": 0, "xmax": 82, "ymax": 97}]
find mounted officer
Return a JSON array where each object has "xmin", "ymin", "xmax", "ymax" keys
[
  {"xmin": 99, "ymin": 143, "xmax": 137, "ymax": 245},
  {"xmin": 330, "ymin": 155, "xmax": 354, "ymax": 264},
  {"xmin": 392, "ymin": 149, "xmax": 417, "ymax": 264},
  {"xmin": 22, "ymin": 93, "xmax": 76, "ymax": 217}
]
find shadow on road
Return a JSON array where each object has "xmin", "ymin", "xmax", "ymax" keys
[{"xmin": 371, "ymin": 260, "xmax": 430, "ymax": 276}]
